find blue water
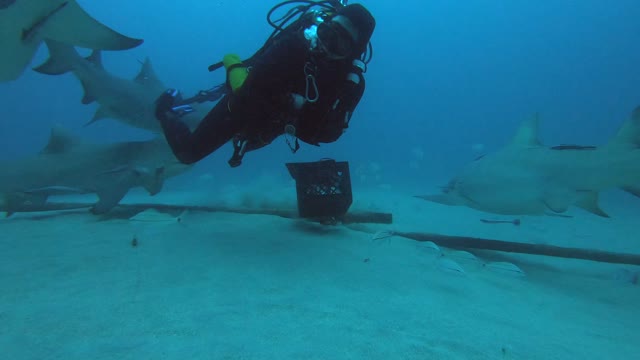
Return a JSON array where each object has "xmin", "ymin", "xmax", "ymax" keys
[
  {"xmin": 1, "ymin": 0, "xmax": 639, "ymax": 191},
  {"xmin": 2, "ymin": 2, "xmax": 640, "ymax": 358}
]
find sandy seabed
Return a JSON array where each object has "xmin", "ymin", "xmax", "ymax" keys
[{"xmin": 1, "ymin": 187, "xmax": 638, "ymax": 360}]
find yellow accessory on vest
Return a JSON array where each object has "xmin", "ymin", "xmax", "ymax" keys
[{"xmin": 223, "ymin": 54, "xmax": 248, "ymax": 94}]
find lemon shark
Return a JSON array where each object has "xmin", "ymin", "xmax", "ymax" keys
[
  {"xmin": 0, "ymin": 127, "xmax": 191, "ymax": 215},
  {"xmin": 0, "ymin": 0, "xmax": 143, "ymax": 82},
  {"xmin": 33, "ymin": 39, "xmax": 204, "ymax": 132},
  {"xmin": 416, "ymin": 106, "xmax": 640, "ymax": 217}
]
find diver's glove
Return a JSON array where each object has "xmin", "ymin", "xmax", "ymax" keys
[{"xmin": 155, "ymin": 89, "xmax": 195, "ymax": 121}]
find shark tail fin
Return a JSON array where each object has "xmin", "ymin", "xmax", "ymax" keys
[
  {"xmin": 33, "ymin": 39, "xmax": 82, "ymax": 75},
  {"xmin": 608, "ymin": 105, "xmax": 640, "ymax": 147}
]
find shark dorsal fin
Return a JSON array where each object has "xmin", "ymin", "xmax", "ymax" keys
[
  {"xmin": 608, "ymin": 105, "xmax": 640, "ymax": 147},
  {"xmin": 41, "ymin": 127, "xmax": 83, "ymax": 154},
  {"xmin": 85, "ymin": 50, "xmax": 104, "ymax": 69},
  {"xmin": 134, "ymin": 57, "xmax": 165, "ymax": 89},
  {"xmin": 509, "ymin": 113, "xmax": 541, "ymax": 148}
]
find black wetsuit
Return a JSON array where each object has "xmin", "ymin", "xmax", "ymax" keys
[{"xmin": 156, "ymin": 18, "xmax": 366, "ymax": 167}]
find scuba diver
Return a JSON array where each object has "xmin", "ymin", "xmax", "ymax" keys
[{"xmin": 155, "ymin": 1, "xmax": 376, "ymax": 167}]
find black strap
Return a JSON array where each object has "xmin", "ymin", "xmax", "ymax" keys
[
  {"xmin": 178, "ymin": 84, "xmax": 227, "ymax": 105},
  {"xmin": 208, "ymin": 61, "xmax": 224, "ymax": 72}
]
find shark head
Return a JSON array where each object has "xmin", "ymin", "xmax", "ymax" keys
[{"xmin": 417, "ymin": 155, "xmax": 551, "ymax": 215}]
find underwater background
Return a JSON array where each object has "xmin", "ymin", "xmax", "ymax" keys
[
  {"xmin": 1, "ymin": 1, "xmax": 640, "ymax": 359},
  {"xmin": 2, "ymin": 0, "xmax": 639, "ymax": 192}
]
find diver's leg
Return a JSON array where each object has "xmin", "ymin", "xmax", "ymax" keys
[{"xmin": 159, "ymin": 95, "xmax": 240, "ymax": 164}]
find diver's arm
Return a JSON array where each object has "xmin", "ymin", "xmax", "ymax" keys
[{"xmin": 315, "ymin": 72, "xmax": 366, "ymax": 143}]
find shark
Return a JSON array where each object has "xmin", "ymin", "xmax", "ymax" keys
[
  {"xmin": 33, "ymin": 39, "xmax": 205, "ymax": 132},
  {"xmin": 0, "ymin": 126, "xmax": 191, "ymax": 215},
  {"xmin": 416, "ymin": 106, "xmax": 640, "ymax": 217},
  {"xmin": 0, "ymin": 0, "xmax": 143, "ymax": 82}
]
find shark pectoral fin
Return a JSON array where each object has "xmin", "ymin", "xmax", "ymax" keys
[
  {"xmin": 42, "ymin": 1, "xmax": 143, "ymax": 51},
  {"xmin": 92, "ymin": 186, "xmax": 129, "ymax": 214},
  {"xmin": 575, "ymin": 192, "xmax": 610, "ymax": 218},
  {"xmin": 85, "ymin": 106, "xmax": 115, "ymax": 127},
  {"xmin": 136, "ymin": 167, "xmax": 166, "ymax": 196},
  {"xmin": 91, "ymin": 167, "xmax": 143, "ymax": 213},
  {"xmin": 622, "ymin": 186, "xmax": 640, "ymax": 198}
]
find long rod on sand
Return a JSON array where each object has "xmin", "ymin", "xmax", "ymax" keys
[
  {"xmin": 8, "ymin": 202, "xmax": 639, "ymax": 265},
  {"xmin": 6, "ymin": 202, "xmax": 393, "ymax": 225},
  {"xmin": 393, "ymin": 231, "xmax": 640, "ymax": 266}
]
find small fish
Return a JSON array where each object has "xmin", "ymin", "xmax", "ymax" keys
[
  {"xmin": 416, "ymin": 241, "xmax": 441, "ymax": 254},
  {"xmin": 437, "ymin": 258, "xmax": 465, "ymax": 275},
  {"xmin": 448, "ymin": 250, "xmax": 481, "ymax": 263},
  {"xmin": 371, "ymin": 230, "xmax": 395, "ymax": 241},
  {"xmin": 484, "ymin": 262, "xmax": 526, "ymax": 277}
]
